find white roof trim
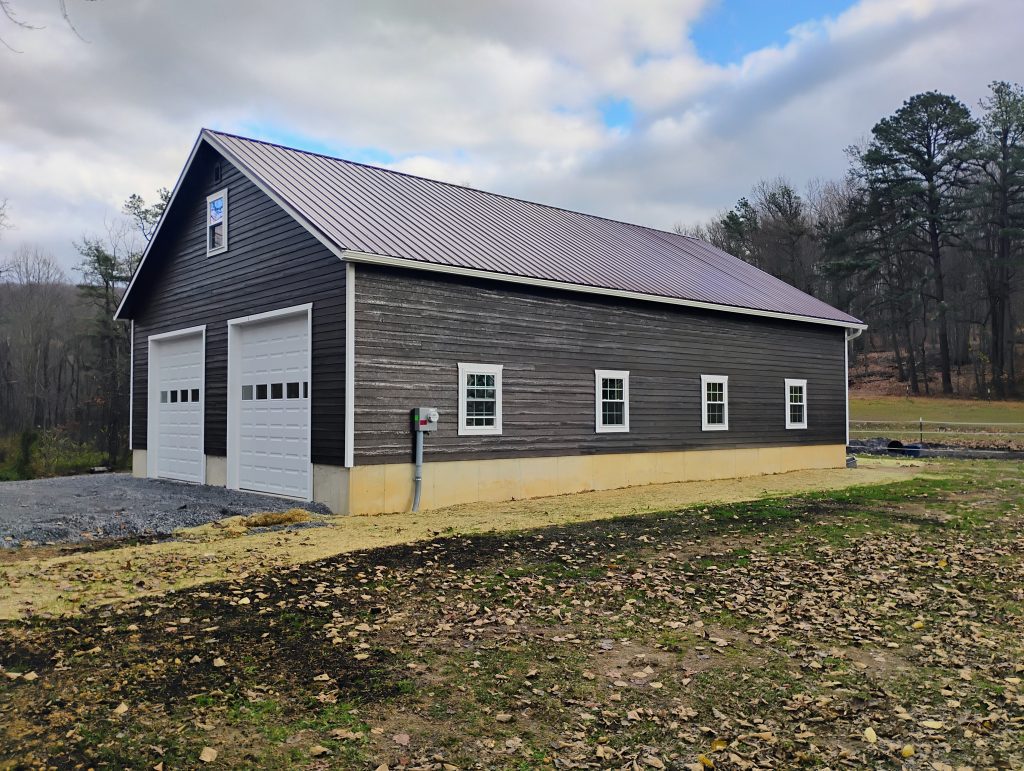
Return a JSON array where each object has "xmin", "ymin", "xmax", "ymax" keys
[
  {"xmin": 342, "ymin": 249, "xmax": 867, "ymax": 330},
  {"xmin": 117, "ymin": 130, "xmax": 867, "ymax": 332}
]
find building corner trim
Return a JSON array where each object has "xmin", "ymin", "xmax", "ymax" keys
[{"xmin": 344, "ymin": 262, "xmax": 356, "ymax": 468}]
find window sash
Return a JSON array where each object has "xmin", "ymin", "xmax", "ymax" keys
[
  {"xmin": 785, "ymin": 379, "xmax": 808, "ymax": 428},
  {"xmin": 701, "ymin": 375, "xmax": 729, "ymax": 431},
  {"xmin": 595, "ymin": 370, "xmax": 629, "ymax": 432},
  {"xmin": 458, "ymin": 363, "xmax": 503, "ymax": 435},
  {"xmin": 206, "ymin": 189, "xmax": 228, "ymax": 255}
]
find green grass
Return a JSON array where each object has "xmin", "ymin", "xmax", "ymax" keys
[
  {"xmin": 0, "ymin": 430, "xmax": 109, "ymax": 480},
  {"xmin": 850, "ymin": 395, "xmax": 1024, "ymax": 424}
]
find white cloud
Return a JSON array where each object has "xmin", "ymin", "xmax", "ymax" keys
[{"xmin": 0, "ymin": 0, "xmax": 1019, "ymax": 273}]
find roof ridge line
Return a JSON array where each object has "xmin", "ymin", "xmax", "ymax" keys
[{"xmin": 203, "ymin": 128, "xmax": 703, "ymax": 243}]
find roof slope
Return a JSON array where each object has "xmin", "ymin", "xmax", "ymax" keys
[{"xmin": 129, "ymin": 128, "xmax": 863, "ymax": 327}]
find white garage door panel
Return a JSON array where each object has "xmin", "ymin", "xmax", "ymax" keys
[
  {"xmin": 152, "ymin": 333, "xmax": 204, "ymax": 483},
  {"xmin": 237, "ymin": 314, "xmax": 310, "ymax": 498}
]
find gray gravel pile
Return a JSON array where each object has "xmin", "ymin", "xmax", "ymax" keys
[{"xmin": 0, "ymin": 473, "xmax": 332, "ymax": 547}]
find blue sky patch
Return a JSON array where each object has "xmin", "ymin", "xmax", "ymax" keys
[
  {"xmin": 232, "ymin": 122, "xmax": 396, "ymax": 166},
  {"xmin": 690, "ymin": 0, "xmax": 857, "ymax": 65},
  {"xmin": 599, "ymin": 98, "xmax": 635, "ymax": 130}
]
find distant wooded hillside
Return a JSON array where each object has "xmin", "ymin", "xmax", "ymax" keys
[{"xmin": 681, "ymin": 82, "xmax": 1024, "ymax": 398}]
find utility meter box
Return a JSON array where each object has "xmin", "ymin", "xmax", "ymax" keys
[{"xmin": 411, "ymin": 406, "xmax": 440, "ymax": 432}]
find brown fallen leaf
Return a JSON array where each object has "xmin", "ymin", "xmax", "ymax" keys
[
  {"xmin": 113, "ymin": 702, "xmax": 129, "ymax": 716},
  {"xmin": 393, "ymin": 732, "xmax": 410, "ymax": 746},
  {"xmin": 495, "ymin": 713, "xmax": 513, "ymax": 723},
  {"xmin": 199, "ymin": 747, "xmax": 218, "ymax": 763},
  {"xmin": 212, "ymin": 658, "xmax": 226, "ymax": 668},
  {"xmin": 863, "ymin": 727, "xmax": 877, "ymax": 744},
  {"xmin": 330, "ymin": 728, "xmax": 363, "ymax": 740},
  {"xmin": 309, "ymin": 745, "xmax": 331, "ymax": 757}
]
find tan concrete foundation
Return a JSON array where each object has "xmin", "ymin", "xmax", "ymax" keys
[
  {"xmin": 131, "ymin": 449, "xmax": 147, "ymax": 478},
  {"xmin": 346, "ymin": 444, "xmax": 846, "ymax": 515},
  {"xmin": 205, "ymin": 456, "xmax": 227, "ymax": 486},
  {"xmin": 131, "ymin": 444, "xmax": 844, "ymax": 516}
]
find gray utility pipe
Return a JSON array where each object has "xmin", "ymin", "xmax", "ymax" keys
[{"xmin": 412, "ymin": 430, "xmax": 424, "ymax": 512}]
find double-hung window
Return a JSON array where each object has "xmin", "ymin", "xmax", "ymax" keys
[
  {"xmin": 785, "ymin": 378, "xmax": 808, "ymax": 429},
  {"xmin": 701, "ymin": 374, "xmax": 729, "ymax": 431},
  {"xmin": 207, "ymin": 189, "xmax": 228, "ymax": 255},
  {"xmin": 458, "ymin": 363, "xmax": 503, "ymax": 436},
  {"xmin": 595, "ymin": 370, "xmax": 629, "ymax": 432}
]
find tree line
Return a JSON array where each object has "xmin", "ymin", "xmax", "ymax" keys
[
  {"xmin": 681, "ymin": 82, "xmax": 1024, "ymax": 398},
  {"xmin": 0, "ymin": 191, "xmax": 167, "ymax": 470}
]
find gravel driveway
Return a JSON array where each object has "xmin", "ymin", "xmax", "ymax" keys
[{"xmin": 0, "ymin": 473, "xmax": 331, "ymax": 547}]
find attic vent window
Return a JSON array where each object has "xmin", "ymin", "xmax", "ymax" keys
[{"xmin": 207, "ymin": 189, "xmax": 228, "ymax": 255}]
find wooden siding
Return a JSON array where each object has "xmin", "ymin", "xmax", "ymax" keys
[
  {"xmin": 130, "ymin": 145, "xmax": 346, "ymax": 464},
  {"xmin": 354, "ymin": 264, "xmax": 846, "ymax": 464}
]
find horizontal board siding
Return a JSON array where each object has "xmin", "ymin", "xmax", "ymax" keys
[
  {"xmin": 354, "ymin": 265, "xmax": 846, "ymax": 464},
  {"xmin": 131, "ymin": 145, "xmax": 346, "ymax": 465}
]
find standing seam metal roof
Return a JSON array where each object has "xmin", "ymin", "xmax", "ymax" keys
[{"xmin": 203, "ymin": 129, "xmax": 862, "ymax": 326}]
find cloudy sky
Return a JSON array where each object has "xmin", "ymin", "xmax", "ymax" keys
[{"xmin": 1, "ymin": 0, "xmax": 1021, "ymax": 274}]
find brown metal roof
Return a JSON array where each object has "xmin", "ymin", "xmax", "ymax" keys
[{"xmin": 199, "ymin": 130, "xmax": 862, "ymax": 327}]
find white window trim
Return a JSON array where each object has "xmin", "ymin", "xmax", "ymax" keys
[
  {"xmin": 701, "ymin": 374, "xmax": 729, "ymax": 431},
  {"xmin": 785, "ymin": 378, "xmax": 808, "ymax": 429},
  {"xmin": 458, "ymin": 362, "xmax": 503, "ymax": 436},
  {"xmin": 595, "ymin": 369, "xmax": 630, "ymax": 433},
  {"xmin": 206, "ymin": 188, "xmax": 228, "ymax": 256}
]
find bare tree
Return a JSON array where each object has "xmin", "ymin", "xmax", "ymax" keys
[
  {"xmin": 1, "ymin": 0, "xmax": 96, "ymax": 51},
  {"xmin": 0, "ymin": 247, "xmax": 74, "ymax": 433}
]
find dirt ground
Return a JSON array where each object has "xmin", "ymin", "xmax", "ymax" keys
[
  {"xmin": 1, "ymin": 458, "xmax": 1021, "ymax": 769},
  {"xmin": 0, "ymin": 461, "xmax": 920, "ymax": 621}
]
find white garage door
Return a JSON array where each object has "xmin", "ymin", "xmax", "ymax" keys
[
  {"xmin": 150, "ymin": 331, "xmax": 204, "ymax": 483},
  {"xmin": 237, "ymin": 313, "xmax": 311, "ymax": 498}
]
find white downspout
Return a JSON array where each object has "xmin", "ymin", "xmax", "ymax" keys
[{"xmin": 845, "ymin": 327, "xmax": 864, "ymax": 447}]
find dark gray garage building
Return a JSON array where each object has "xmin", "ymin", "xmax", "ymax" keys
[{"xmin": 115, "ymin": 129, "xmax": 865, "ymax": 514}]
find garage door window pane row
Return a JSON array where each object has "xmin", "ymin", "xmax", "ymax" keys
[
  {"xmin": 160, "ymin": 389, "xmax": 201, "ymax": 404},
  {"xmin": 241, "ymin": 382, "xmax": 309, "ymax": 401}
]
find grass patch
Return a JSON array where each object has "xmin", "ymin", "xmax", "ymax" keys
[{"xmin": 850, "ymin": 394, "xmax": 1024, "ymax": 423}]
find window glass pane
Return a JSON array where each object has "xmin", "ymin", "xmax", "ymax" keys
[
  {"xmin": 707, "ymin": 382, "xmax": 723, "ymax": 402},
  {"xmin": 179, "ymin": 389, "xmax": 188, "ymax": 403},
  {"xmin": 209, "ymin": 222, "xmax": 224, "ymax": 249},
  {"xmin": 602, "ymin": 401, "xmax": 625, "ymax": 426},
  {"xmin": 208, "ymin": 196, "xmax": 224, "ymax": 225},
  {"xmin": 160, "ymin": 391, "xmax": 168, "ymax": 403},
  {"xmin": 601, "ymin": 378, "xmax": 623, "ymax": 401},
  {"xmin": 271, "ymin": 383, "xmax": 283, "ymax": 399},
  {"xmin": 463, "ymin": 369, "xmax": 499, "ymax": 428},
  {"xmin": 790, "ymin": 404, "xmax": 804, "ymax": 423},
  {"xmin": 707, "ymin": 402, "xmax": 725, "ymax": 424},
  {"xmin": 191, "ymin": 388, "xmax": 200, "ymax": 403},
  {"xmin": 241, "ymin": 385, "xmax": 253, "ymax": 401},
  {"xmin": 287, "ymin": 382, "xmax": 300, "ymax": 399},
  {"xmin": 256, "ymin": 384, "xmax": 268, "ymax": 400},
  {"xmin": 303, "ymin": 382, "xmax": 309, "ymax": 398},
  {"xmin": 170, "ymin": 390, "xmax": 178, "ymax": 403}
]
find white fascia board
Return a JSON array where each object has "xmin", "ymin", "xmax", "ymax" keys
[{"xmin": 342, "ymin": 249, "xmax": 868, "ymax": 331}]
